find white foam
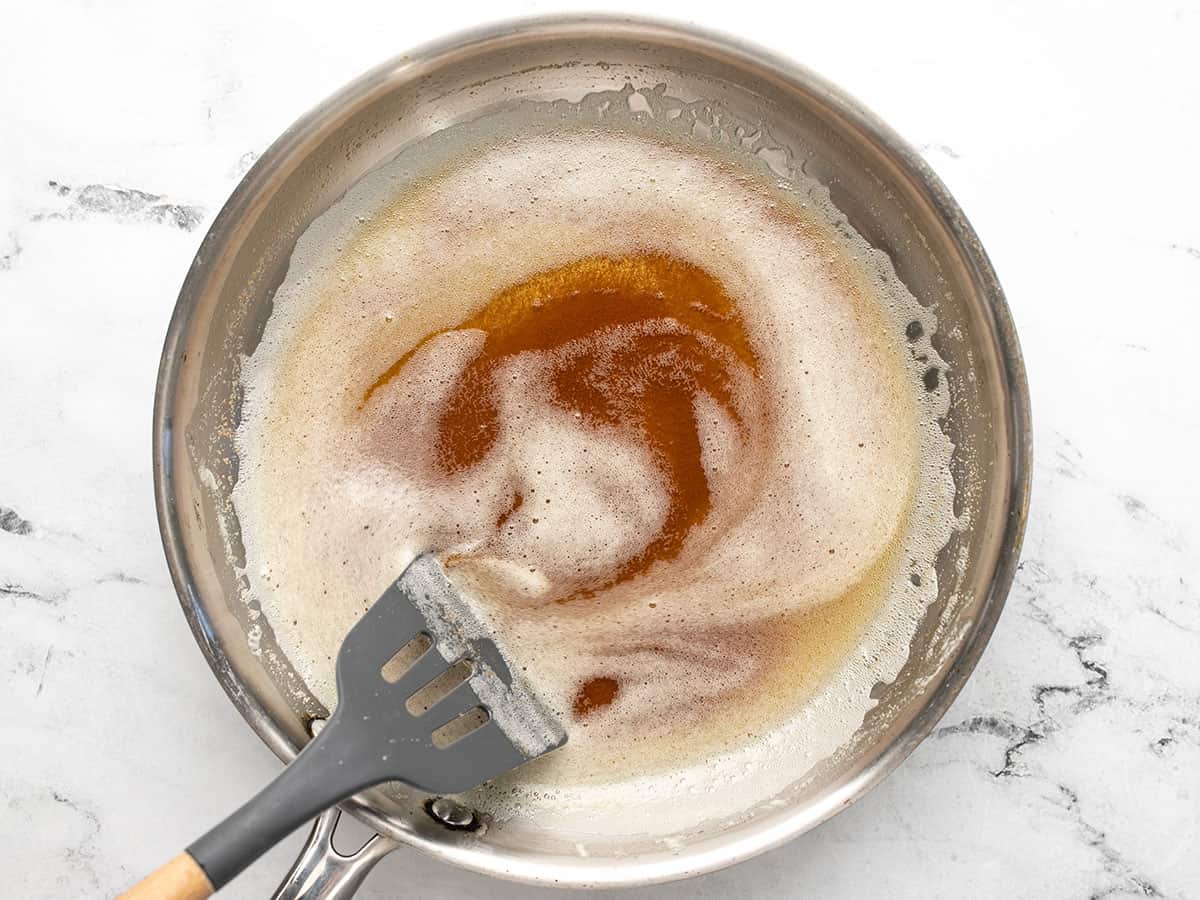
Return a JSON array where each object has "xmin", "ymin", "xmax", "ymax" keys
[{"xmin": 233, "ymin": 119, "xmax": 956, "ymax": 838}]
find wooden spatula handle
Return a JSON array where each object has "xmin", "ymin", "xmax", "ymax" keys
[{"xmin": 120, "ymin": 852, "xmax": 213, "ymax": 900}]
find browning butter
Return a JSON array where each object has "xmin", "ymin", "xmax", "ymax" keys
[{"xmin": 234, "ymin": 116, "xmax": 956, "ymax": 835}]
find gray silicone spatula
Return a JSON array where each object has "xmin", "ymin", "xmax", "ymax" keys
[{"xmin": 123, "ymin": 553, "xmax": 567, "ymax": 899}]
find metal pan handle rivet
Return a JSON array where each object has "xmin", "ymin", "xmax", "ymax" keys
[{"xmin": 425, "ymin": 797, "xmax": 480, "ymax": 832}]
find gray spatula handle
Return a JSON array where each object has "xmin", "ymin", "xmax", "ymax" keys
[
  {"xmin": 189, "ymin": 709, "xmax": 388, "ymax": 890},
  {"xmin": 122, "ymin": 708, "xmax": 387, "ymax": 898}
]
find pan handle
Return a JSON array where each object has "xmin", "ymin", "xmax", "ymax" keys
[{"xmin": 272, "ymin": 809, "xmax": 397, "ymax": 900}]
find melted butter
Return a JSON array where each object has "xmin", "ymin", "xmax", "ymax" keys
[{"xmin": 236, "ymin": 125, "xmax": 955, "ymax": 810}]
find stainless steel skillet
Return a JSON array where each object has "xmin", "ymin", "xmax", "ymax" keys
[{"xmin": 152, "ymin": 14, "xmax": 1031, "ymax": 896}]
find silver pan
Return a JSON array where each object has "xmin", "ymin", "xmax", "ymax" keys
[{"xmin": 152, "ymin": 14, "xmax": 1031, "ymax": 896}]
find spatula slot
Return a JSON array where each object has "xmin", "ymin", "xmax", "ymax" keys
[
  {"xmin": 431, "ymin": 707, "xmax": 490, "ymax": 748},
  {"xmin": 380, "ymin": 632, "xmax": 432, "ymax": 683},
  {"xmin": 406, "ymin": 659, "xmax": 473, "ymax": 715}
]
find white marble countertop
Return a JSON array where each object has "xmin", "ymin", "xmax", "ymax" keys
[{"xmin": 2, "ymin": 2, "xmax": 1197, "ymax": 897}]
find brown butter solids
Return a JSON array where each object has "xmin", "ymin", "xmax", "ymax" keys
[
  {"xmin": 356, "ymin": 251, "xmax": 906, "ymax": 737},
  {"xmin": 573, "ymin": 676, "xmax": 620, "ymax": 718},
  {"xmin": 363, "ymin": 253, "xmax": 764, "ymax": 605}
]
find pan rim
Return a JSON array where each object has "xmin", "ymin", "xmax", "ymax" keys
[{"xmin": 152, "ymin": 12, "xmax": 1032, "ymax": 888}]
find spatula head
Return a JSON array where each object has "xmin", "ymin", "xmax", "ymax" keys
[
  {"xmin": 184, "ymin": 555, "xmax": 567, "ymax": 891},
  {"xmin": 328, "ymin": 553, "xmax": 566, "ymax": 795}
]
